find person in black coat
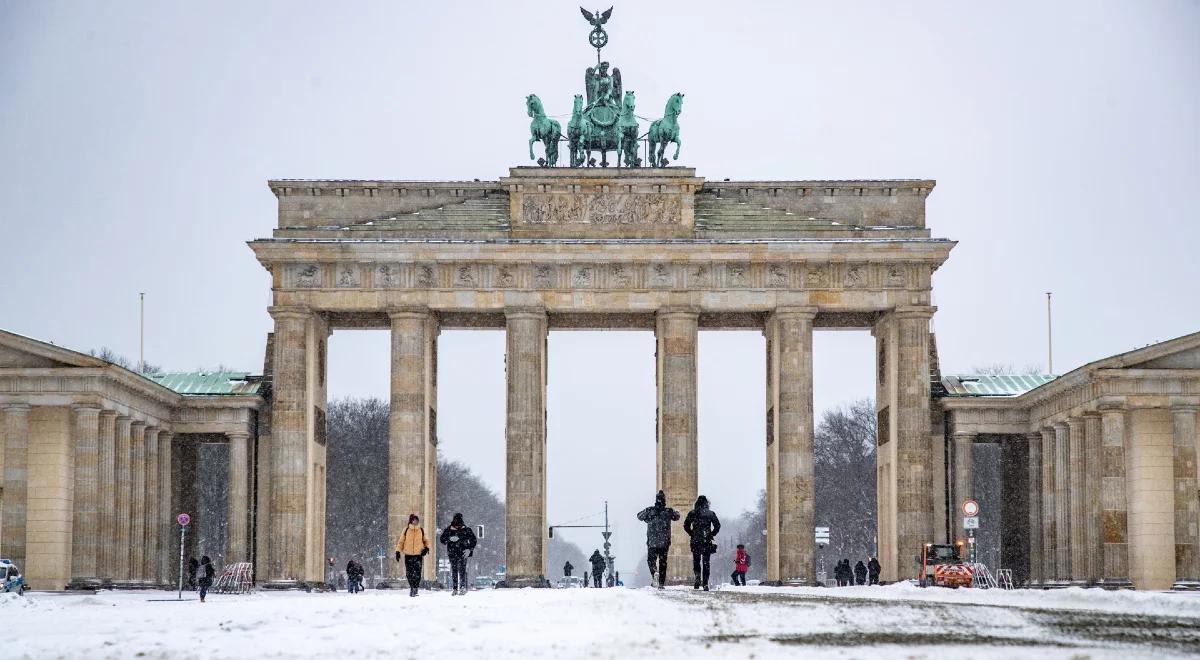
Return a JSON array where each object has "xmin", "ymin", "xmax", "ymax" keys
[
  {"xmin": 563, "ymin": 561, "xmax": 574, "ymax": 577},
  {"xmin": 867, "ymin": 557, "xmax": 881, "ymax": 585},
  {"xmin": 836, "ymin": 559, "xmax": 851, "ymax": 586},
  {"xmin": 683, "ymin": 495, "xmax": 721, "ymax": 591},
  {"xmin": 439, "ymin": 512, "xmax": 478, "ymax": 595},
  {"xmin": 197, "ymin": 555, "xmax": 215, "ymax": 603},
  {"xmin": 854, "ymin": 560, "xmax": 867, "ymax": 585},
  {"xmin": 345, "ymin": 559, "xmax": 365, "ymax": 593},
  {"xmin": 589, "ymin": 550, "xmax": 606, "ymax": 587},
  {"xmin": 636, "ymin": 490, "xmax": 681, "ymax": 589}
]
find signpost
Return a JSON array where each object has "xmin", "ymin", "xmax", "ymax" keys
[
  {"xmin": 815, "ymin": 527, "xmax": 830, "ymax": 585},
  {"xmin": 961, "ymin": 500, "xmax": 980, "ymax": 563},
  {"xmin": 176, "ymin": 513, "xmax": 190, "ymax": 600}
]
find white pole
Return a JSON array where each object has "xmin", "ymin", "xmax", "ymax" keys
[
  {"xmin": 1045, "ymin": 292, "xmax": 1053, "ymax": 375},
  {"xmin": 139, "ymin": 292, "xmax": 145, "ymax": 373},
  {"xmin": 177, "ymin": 525, "xmax": 186, "ymax": 600}
]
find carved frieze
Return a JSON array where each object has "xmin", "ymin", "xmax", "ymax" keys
[
  {"xmin": 521, "ymin": 193, "xmax": 682, "ymax": 225},
  {"xmin": 335, "ymin": 264, "xmax": 360, "ymax": 288},
  {"xmin": 805, "ymin": 265, "xmax": 829, "ymax": 289},
  {"xmin": 649, "ymin": 263, "xmax": 676, "ymax": 288},
  {"xmin": 884, "ymin": 263, "xmax": 907, "ymax": 288},
  {"xmin": 293, "ymin": 264, "xmax": 322, "ymax": 288},
  {"xmin": 377, "ymin": 264, "xmax": 400, "ymax": 288},
  {"xmin": 844, "ymin": 264, "xmax": 865, "ymax": 288}
]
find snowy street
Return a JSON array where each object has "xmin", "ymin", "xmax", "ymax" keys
[{"xmin": 6, "ymin": 584, "xmax": 1200, "ymax": 659}]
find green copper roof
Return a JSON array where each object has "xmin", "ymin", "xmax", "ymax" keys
[
  {"xmin": 940, "ymin": 374, "xmax": 1056, "ymax": 397},
  {"xmin": 148, "ymin": 372, "xmax": 263, "ymax": 396}
]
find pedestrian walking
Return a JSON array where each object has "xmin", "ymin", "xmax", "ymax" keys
[
  {"xmin": 854, "ymin": 560, "xmax": 867, "ymax": 585},
  {"xmin": 439, "ymin": 512, "xmax": 478, "ymax": 595},
  {"xmin": 564, "ymin": 561, "xmax": 574, "ymax": 577},
  {"xmin": 867, "ymin": 557, "xmax": 881, "ymax": 585},
  {"xmin": 197, "ymin": 555, "xmax": 215, "ymax": 603},
  {"xmin": 636, "ymin": 490, "xmax": 681, "ymax": 589},
  {"xmin": 589, "ymin": 550, "xmax": 606, "ymax": 588},
  {"xmin": 187, "ymin": 557, "xmax": 199, "ymax": 590},
  {"xmin": 346, "ymin": 559, "xmax": 365, "ymax": 593},
  {"xmin": 583, "ymin": 571, "xmax": 589, "ymax": 588},
  {"xmin": 683, "ymin": 495, "xmax": 721, "ymax": 591},
  {"xmin": 395, "ymin": 513, "xmax": 430, "ymax": 597},
  {"xmin": 730, "ymin": 544, "xmax": 749, "ymax": 586},
  {"xmin": 836, "ymin": 559, "xmax": 850, "ymax": 586}
]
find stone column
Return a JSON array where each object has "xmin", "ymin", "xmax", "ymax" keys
[
  {"xmin": 68, "ymin": 404, "xmax": 101, "ymax": 589},
  {"xmin": 157, "ymin": 431, "xmax": 173, "ymax": 586},
  {"xmin": 1099, "ymin": 407, "xmax": 1130, "ymax": 586},
  {"xmin": 113, "ymin": 416, "xmax": 132, "ymax": 584},
  {"xmin": 1040, "ymin": 426, "xmax": 1056, "ymax": 583},
  {"xmin": 1067, "ymin": 418, "xmax": 1087, "ymax": 585},
  {"xmin": 656, "ymin": 308, "xmax": 699, "ymax": 585},
  {"xmin": 266, "ymin": 306, "xmax": 311, "ymax": 586},
  {"xmin": 128, "ymin": 421, "xmax": 147, "ymax": 585},
  {"xmin": 953, "ymin": 432, "xmax": 975, "ymax": 523},
  {"xmin": 766, "ymin": 306, "xmax": 817, "ymax": 585},
  {"xmin": 1083, "ymin": 413, "xmax": 1103, "ymax": 584},
  {"xmin": 894, "ymin": 306, "xmax": 934, "ymax": 581},
  {"xmin": 227, "ymin": 432, "xmax": 250, "ymax": 563},
  {"xmin": 505, "ymin": 307, "xmax": 548, "ymax": 587},
  {"xmin": 1172, "ymin": 406, "xmax": 1200, "ymax": 589},
  {"xmin": 143, "ymin": 427, "xmax": 160, "ymax": 584},
  {"xmin": 1027, "ymin": 431, "xmax": 1043, "ymax": 585},
  {"xmin": 96, "ymin": 410, "xmax": 117, "ymax": 584},
  {"xmin": 2, "ymin": 405, "xmax": 30, "ymax": 573},
  {"xmin": 1053, "ymin": 422, "xmax": 1071, "ymax": 582},
  {"xmin": 387, "ymin": 309, "xmax": 437, "ymax": 586}
]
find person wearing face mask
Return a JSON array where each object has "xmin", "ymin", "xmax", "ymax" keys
[
  {"xmin": 439, "ymin": 513, "xmax": 478, "ymax": 596},
  {"xmin": 395, "ymin": 513, "xmax": 430, "ymax": 597}
]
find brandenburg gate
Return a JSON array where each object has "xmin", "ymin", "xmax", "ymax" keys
[{"xmin": 248, "ymin": 168, "xmax": 953, "ymax": 586}]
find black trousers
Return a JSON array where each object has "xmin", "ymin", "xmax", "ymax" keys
[
  {"xmin": 592, "ymin": 571, "xmax": 603, "ymax": 588},
  {"xmin": 730, "ymin": 569, "xmax": 746, "ymax": 586},
  {"xmin": 691, "ymin": 550, "xmax": 711, "ymax": 586},
  {"xmin": 449, "ymin": 555, "xmax": 467, "ymax": 590},
  {"xmin": 404, "ymin": 555, "xmax": 423, "ymax": 589},
  {"xmin": 647, "ymin": 547, "xmax": 669, "ymax": 585}
]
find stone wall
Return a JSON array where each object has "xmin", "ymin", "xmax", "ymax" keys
[{"xmin": 1127, "ymin": 409, "xmax": 1175, "ymax": 590}]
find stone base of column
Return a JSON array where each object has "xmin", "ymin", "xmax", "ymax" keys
[
  {"xmin": 497, "ymin": 576, "xmax": 551, "ymax": 588},
  {"xmin": 1172, "ymin": 581, "xmax": 1200, "ymax": 591},
  {"xmin": 1097, "ymin": 579, "xmax": 1133, "ymax": 590},
  {"xmin": 260, "ymin": 579, "xmax": 309, "ymax": 591},
  {"xmin": 65, "ymin": 578, "xmax": 102, "ymax": 591},
  {"xmin": 109, "ymin": 581, "xmax": 156, "ymax": 590}
]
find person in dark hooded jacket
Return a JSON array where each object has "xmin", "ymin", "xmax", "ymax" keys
[
  {"xmin": 589, "ymin": 550, "xmax": 606, "ymax": 587},
  {"xmin": 439, "ymin": 512, "xmax": 478, "ymax": 595},
  {"xmin": 636, "ymin": 490, "xmax": 681, "ymax": 588},
  {"xmin": 867, "ymin": 557, "xmax": 881, "ymax": 585},
  {"xmin": 563, "ymin": 561, "xmax": 574, "ymax": 577},
  {"xmin": 683, "ymin": 495, "xmax": 721, "ymax": 590},
  {"xmin": 854, "ymin": 560, "xmax": 867, "ymax": 585}
]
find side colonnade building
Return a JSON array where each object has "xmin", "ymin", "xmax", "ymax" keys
[{"xmin": 0, "ymin": 330, "xmax": 263, "ymax": 590}]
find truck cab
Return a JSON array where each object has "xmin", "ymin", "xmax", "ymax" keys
[{"xmin": 917, "ymin": 542, "xmax": 971, "ymax": 588}]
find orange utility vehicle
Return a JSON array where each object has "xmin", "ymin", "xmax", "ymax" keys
[{"xmin": 917, "ymin": 541, "xmax": 973, "ymax": 588}]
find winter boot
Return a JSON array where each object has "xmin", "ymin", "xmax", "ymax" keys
[
  {"xmin": 409, "ymin": 587, "xmax": 417, "ymax": 597},
  {"xmin": 693, "ymin": 577, "xmax": 701, "ymax": 590}
]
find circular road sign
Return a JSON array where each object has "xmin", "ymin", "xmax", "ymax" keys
[
  {"xmin": 177, "ymin": 513, "xmax": 191, "ymax": 526},
  {"xmin": 962, "ymin": 500, "xmax": 980, "ymax": 517}
]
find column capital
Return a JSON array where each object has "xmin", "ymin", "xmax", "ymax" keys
[
  {"xmin": 226, "ymin": 431, "xmax": 251, "ymax": 441},
  {"xmin": 771, "ymin": 306, "xmax": 818, "ymax": 322},
  {"xmin": 1066, "ymin": 417, "xmax": 1085, "ymax": 430},
  {"xmin": 129, "ymin": 420, "xmax": 147, "ymax": 430},
  {"xmin": 2, "ymin": 403, "xmax": 31, "ymax": 412},
  {"xmin": 1052, "ymin": 420, "xmax": 1069, "ymax": 432},
  {"xmin": 71, "ymin": 403, "xmax": 102, "ymax": 413},
  {"xmin": 387, "ymin": 306, "xmax": 432, "ymax": 321},
  {"xmin": 952, "ymin": 431, "xmax": 978, "ymax": 441},
  {"xmin": 656, "ymin": 306, "xmax": 700, "ymax": 319},
  {"xmin": 893, "ymin": 304, "xmax": 937, "ymax": 320},
  {"xmin": 505, "ymin": 306, "xmax": 547, "ymax": 321},
  {"xmin": 98, "ymin": 408, "xmax": 118, "ymax": 420},
  {"xmin": 1171, "ymin": 405, "xmax": 1200, "ymax": 415},
  {"xmin": 268, "ymin": 305, "xmax": 311, "ymax": 321}
]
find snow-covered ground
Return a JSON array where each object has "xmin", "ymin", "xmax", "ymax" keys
[{"xmin": 5, "ymin": 583, "xmax": 1200, "ymax": 659}]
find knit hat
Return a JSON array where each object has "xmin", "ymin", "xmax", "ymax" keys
[{"xmin": 451, "ymin": 512, "xmax": 465, "ymax": 526}]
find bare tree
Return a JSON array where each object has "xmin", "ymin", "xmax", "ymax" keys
[
  {"xmin": 87, "ymin": 346, "xmax": 163, "ymax": 375},
  {"xmin": 968, "ymin": 363, "xmax": 1043, "ymax": 376}
]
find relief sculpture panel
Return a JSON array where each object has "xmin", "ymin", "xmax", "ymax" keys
[{"xmin": 522, "ymin": 193, "xmax": 682, "ymax": 225}]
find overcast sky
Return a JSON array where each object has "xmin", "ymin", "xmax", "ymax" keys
[{"xmin": 2, "ymin": 1, "xmax": 1197, "ymax": 574}]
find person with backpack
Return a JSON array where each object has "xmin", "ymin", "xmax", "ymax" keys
[
  {"xmin": 683, "ymin": 495, "xmax": 721, "ymax": 591},
  {"xmin": 439, "ymin": 512, "xmax": 478, "ymax": 595},
  {"xmin": 730, "ymin": 544, "xmax": 749, "ymax": 586},
  {"xmin": 589, "ymin": 550, "xmax": 606, "ymax": 588},
  {"xmin": 197, "ymin": 556, "xmax": 215, "ymax": 603},
  {"xmin": 345, "ymin": 559, "xmax": 365, "ymax": 594},
  {"xmin": 867, "ymin": 556, "xmax": 881, "ymax": 585},
  {"xmin": 395, "ymin": 513, "xmax": 430, "ymax": 597},
  {"xmin": 636, "ymin": 490, "xmax": 681, "ymax": 589}
]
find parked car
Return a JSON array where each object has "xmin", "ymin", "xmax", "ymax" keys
[
  {"xmin": 555, "ymin": 576, "xmax": 585, "ymax": 589},
  {"xmin": 0, "ymin": 560, "xmax": 26, "ymax": 594},
  {"xmin": 472, "ymin": 576, "xmax": 497, "ymax": 590}
]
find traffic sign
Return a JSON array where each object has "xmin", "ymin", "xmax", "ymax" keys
[
  {"xmin": 963, "ymin": 516, "xmax": 979, "ymax": 529},
  {"xmin": 962, "ymin": 500, "xmax": 980, "ymax": 517},
  {"xmin": 177, "ymin": 513, "xmax": 191, "ymax": 526}
]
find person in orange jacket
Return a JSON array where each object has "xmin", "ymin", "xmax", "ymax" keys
[{"xmin": 395, "ymin": 513, "xmax": 430, "ymax": 597}]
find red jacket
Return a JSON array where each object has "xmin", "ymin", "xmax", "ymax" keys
[{"xmin": 734, "ymin": 548, "xmax": 749, "ymax": 572}]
